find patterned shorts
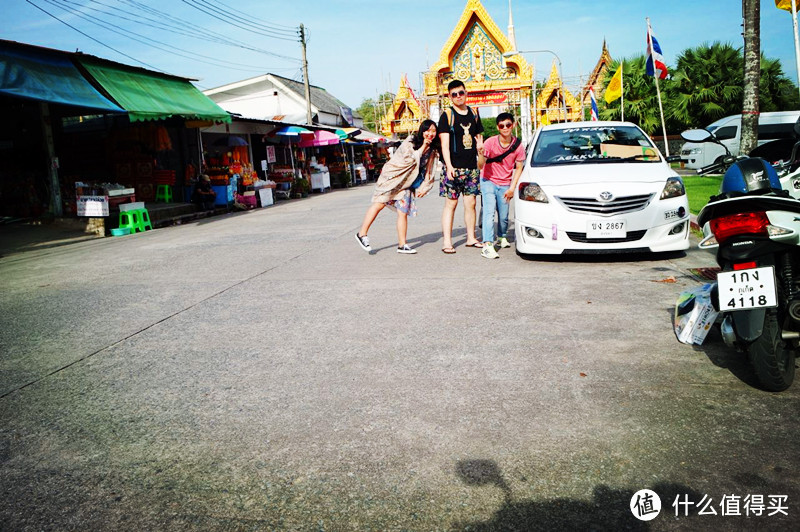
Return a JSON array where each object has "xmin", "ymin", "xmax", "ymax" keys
[{"xmin": 439, "ymin": 168, "xmax": 480, "ymax": 200}]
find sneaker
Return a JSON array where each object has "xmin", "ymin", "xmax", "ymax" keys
[
  {"xmin": 481, "ymin": 244, "xmax": 499, "ymax": 259},
  {"xmin": 497, "ymin": 236, "xmax": 511, "ymax": 249},
  {"xmin": 355, "ymin": 232, "xmax": 371, "ymax": 252},
  {"xmin": 397, "ymin": 244, "xmax": 417, "ymax": 254}
]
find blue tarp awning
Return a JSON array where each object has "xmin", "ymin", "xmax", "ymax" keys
[{"xmin": 0, "ymin": 42, "xmax": 123, "ymax": 112}]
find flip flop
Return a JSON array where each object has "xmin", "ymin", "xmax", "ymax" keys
[
  {"xmin": 441, "ymin": 247, "xmax": 456, "ymax": 254},
  {"xmin": 465, "ymin": 242, "xmax": 483, "ymax": 248}
]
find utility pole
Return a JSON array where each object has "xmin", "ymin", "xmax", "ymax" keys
[
  {"xmin": 299, "ymin": 24, "xmax": 313, "ymax": 125},
  {"xmin": 741, "ymin": 0, "xmax": 761, "ymax": 155}
]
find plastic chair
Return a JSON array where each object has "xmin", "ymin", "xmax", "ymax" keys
[{"xmin": 155, "ymin": 184, "xmax": 173, "ymax": 203}]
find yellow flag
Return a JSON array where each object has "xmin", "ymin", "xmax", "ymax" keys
[
  {"xmin": 776, "ymin": 0, "xmax": 800, "ymax": 12},
  {"xmin": 539, "ymin": 112, "xmax": 550, "ymax": 126},
  {"xmin": 605, "ymin": 63, "xmax": 623, "ymax": 103}
]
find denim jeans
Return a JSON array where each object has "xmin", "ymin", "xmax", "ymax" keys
[{"xmin": 480, "ymin": 179, "xmax": 510, "ymax": 243}]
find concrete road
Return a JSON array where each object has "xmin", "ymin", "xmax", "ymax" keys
[{"xmin": 1, "ymin": 185, "xmax": 798, "ymax": 531}]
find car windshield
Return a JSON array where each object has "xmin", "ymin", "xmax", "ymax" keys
[{"xmin": 530, "ymin": 125, "xmax": 662, "ymax": 166}]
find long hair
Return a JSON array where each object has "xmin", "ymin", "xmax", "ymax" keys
[{"xmin": 411, "ymin": 119, "xmax": 441, "ymax": 157}]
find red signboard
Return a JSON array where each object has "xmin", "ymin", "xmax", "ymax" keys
[{"xmin": 466, "ymin": 92, "xmax": 507, "ymax": 106}]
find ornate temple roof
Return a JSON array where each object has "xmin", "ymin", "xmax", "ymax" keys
[
  {"xmin": 424, "ymin": 0, "xmax": 532, "ymax": 97},
  {"xmin": 536, "ymin": 61, "xmax": 581, "ymax": 123},
  {"xmin": 584, "ymin": 40, "xmax": 613, "ymax": 95},
  {"xmin": 381, "ymin": 74, "xmax": 425, "ymax": 138}
]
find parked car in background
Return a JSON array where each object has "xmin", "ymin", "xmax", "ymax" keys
[
  {"xmin": 680, "ymin": 110, "xmax": 800, "ymax": 171},
  {"xmin": 514, "ymin": 121, "xmax": 690, "ymax": 255}
]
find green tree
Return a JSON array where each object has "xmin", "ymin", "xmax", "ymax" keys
[
  {"xmin": 759, "ymin": 56, "xmax": 800, "ymax": 111},
  {"xmin": 481, "ymin": 117, "xmax": 498, "ymax": 139},
  {"xmin": 666, "ymin": 42, "xmax": 799, "ymax": 130},
  {"xmin": 599, "ymin": 44, "xmax": 799, "ymax": 134},
  {"xmin": 668, "ymin": 42, "xmax": 744, "ymax": 128},
  {"xmin": 356, "ymin": 92, "xmax": 393, "ymax": 133}
]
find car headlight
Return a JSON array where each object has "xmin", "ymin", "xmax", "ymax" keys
[
  {"xmin": 519, "ymin": 183, "xmax": 549, "ymax": 203},
  {"xmin": 684, "ymin": 148, "xmax": 701, "ymax": 155},
  {"xmin": 660, "ymin": 176, "xmax": 686, "ymax": 199}
]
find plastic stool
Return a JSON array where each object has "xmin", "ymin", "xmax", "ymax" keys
[
  {"xmin": 118, "ymin": 208, "xmax": 152, "ymax": 233},
  {"xmin": 134, "ymin": 208, "xmax": 153, "ymax": 232},
  {"xmin": 155, "ymin": 184, "xmax": 173, "ymax": 203},
  {"xmin": 118, "ymin": 210, "xmax": 140, "ymax": 233}
]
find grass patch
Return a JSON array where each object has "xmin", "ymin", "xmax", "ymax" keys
[{"xmin": 682, "ymin": 175, "xmax": 723, "ymax": 214}]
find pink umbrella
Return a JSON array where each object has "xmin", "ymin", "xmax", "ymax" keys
[{"xmin": 298, "ymin": 130, "xmax": 341, "ymax": 147}]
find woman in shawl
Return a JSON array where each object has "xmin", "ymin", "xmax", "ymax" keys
[{"xmin": 355, "ymin": 120, "xmax": 441, "ymax": 254}]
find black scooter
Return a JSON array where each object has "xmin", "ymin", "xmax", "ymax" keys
[{"xmin": 682, "ymin": 128, "xmax": 800, "ymax": 391}]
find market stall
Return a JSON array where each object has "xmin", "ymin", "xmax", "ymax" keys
[{"xmin": 308, "ymin": 157, "xmax": 330, "ymax": 192}]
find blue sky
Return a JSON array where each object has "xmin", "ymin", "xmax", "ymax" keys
[{"xmin": 5, "ymin": 0, "xmax": 799, "ymax": 111}]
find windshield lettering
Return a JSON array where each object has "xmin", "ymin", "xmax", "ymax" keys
[{"xmin": 532, "ymin": 125, "xmax": 661, "ymax": 166}]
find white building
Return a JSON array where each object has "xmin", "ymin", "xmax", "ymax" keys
[{"xmin": 203, "ymin": 73, "xmax": 362, "ymax": 129}]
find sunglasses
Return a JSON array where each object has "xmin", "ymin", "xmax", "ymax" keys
[
  {"xmin": 497, "ymin": 123, "xmax": 514, "ymax": 129},
  {"xmin": 450, "ymin": 90, "xmax": 466, "ymax": 97}
]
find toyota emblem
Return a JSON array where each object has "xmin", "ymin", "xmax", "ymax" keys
[{"xmin": 598, "ymin": 191, "xmax": 614, "ymax": 202}]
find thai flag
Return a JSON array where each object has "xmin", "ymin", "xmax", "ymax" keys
[
  {"xmin": 589, "ymin": 87, "xmax": 599, "ymax": 121},
  {"xmin": 646, "ymin": 26, "xmax": 668, "ymax": 79}
]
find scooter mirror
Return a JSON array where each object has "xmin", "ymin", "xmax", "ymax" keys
[{"xmin": 681, "ymin": 129, "xmax": 713, "ymax": 143}]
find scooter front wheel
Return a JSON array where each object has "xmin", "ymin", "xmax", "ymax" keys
[{"xmin": 748, "ymin": 309, "xmax": 796, "ymax": 391}]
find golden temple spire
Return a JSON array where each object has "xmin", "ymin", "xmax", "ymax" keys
[{"xmin": 507, "ymin": 0, "xmax": 517, "ymax": 51}]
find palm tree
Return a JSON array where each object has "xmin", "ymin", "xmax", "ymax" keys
[
  {"xmin": 741, "ymin": 0, "xmax": 760, "ymax": 154},
  {"xmin": 668, "ymin": 42, "xmax": 743, "ymax": 128},
  {"xmin": 759, "ymin": 56, "xmax": 800, "ymax": 112}
]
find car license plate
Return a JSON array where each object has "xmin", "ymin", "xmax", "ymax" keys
[
  {"xmin": 717, "ymin": 266, "xmax": 778, "ymax": 311},
  {"xmin": 587, "ymin": 220, "xmax": 626, "ymax": 238}
]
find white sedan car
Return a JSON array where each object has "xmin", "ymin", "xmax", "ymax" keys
[{"xmin": 514, "ymin": 121, "xmax": 690, "ymax": 255}]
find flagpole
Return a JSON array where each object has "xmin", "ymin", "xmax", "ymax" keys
[
  {"xmin": 620, "ymin": 60, "xmax": 625, "ymax": 122},
  {"xmin": 647, "ymin": 17, "xmax": 670, "ymax": 157},
  {"xmin": 792, "ymin": 0, "xmax": 800, "ymax": 100}
]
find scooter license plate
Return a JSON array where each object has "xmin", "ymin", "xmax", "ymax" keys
[{"xmin": 716, "ymin": 266, "xmax": 778, "ymax": 311}]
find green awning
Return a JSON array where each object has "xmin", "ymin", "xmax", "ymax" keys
[{"xmin": 78, "ymin": 58, "xmax": 231, "ymax": 123}]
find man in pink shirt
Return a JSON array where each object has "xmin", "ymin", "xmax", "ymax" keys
[{"xmin": 477, "ymin": 112, "xmax": 526, "ymax": 259}]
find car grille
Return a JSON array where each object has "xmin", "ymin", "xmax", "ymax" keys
[
  {"xmin": 555, "ymin": 193, "xmax": 654, "ymax": 215},
  {"xmin": 566, "ymin": 230, "xmax": 647, "ymax": 243}
]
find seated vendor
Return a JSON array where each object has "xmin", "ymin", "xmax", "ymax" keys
[{"xmin": 192, "ymin": 174, "xmax": 216, "ymax": 210}]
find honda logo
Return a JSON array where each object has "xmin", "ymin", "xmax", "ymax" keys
[{"xmin": 598, "ymin": 191, "xmax": 614, "ymax": 202}]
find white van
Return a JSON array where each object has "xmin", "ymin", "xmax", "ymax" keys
[{"xmin": 680, "ymin": 110, "xmax": 800, "ymax": 170}]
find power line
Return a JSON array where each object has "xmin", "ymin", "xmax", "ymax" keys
[
  {"xmin": 36, "ymin": 0, "xmax": 283, "ymax": 72},
  {"xmin": 212, "ymin": 0, "xmax": 297, "ymax": 32},
  {"xmin": 24, "ymin": 0, "xmax": 164, "ymax": 72},
  {"xmin": 194, "ymin": 0, "xmax": 298, "ymax": 35},
  {"xmin": 75, "ymin": 0, "xmax": 298, "ymax": 61},
  {"xmin": 181, "ymin": 0, "xmax": 299, "ymax": 42}
]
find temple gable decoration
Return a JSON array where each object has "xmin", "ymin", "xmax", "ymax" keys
[
  {"xmin": 536, "ymin": 60, "xmax": 581, "ymax": 125},
  {"xmin": 424, "ymin": 0, "xmax": 532, "ymax": 101},
  {"xmin": 381, "ymin": 74, "xmax": 425, "ymax": 138}
]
